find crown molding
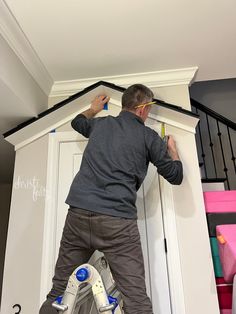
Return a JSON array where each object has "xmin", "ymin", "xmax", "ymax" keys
[
  {"xmin": 0, "ymin": 0, "xmax": 53, "ymax": 95},
  {"xmin": 50, "ymin": 67, "xmax": 198, "ymax": 98}
]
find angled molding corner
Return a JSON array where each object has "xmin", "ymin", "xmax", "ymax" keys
[
  {"xmin": 0, "ymin": 0, "xmax": 53, "ymax": 95},
  {"xmin": 50, "ymin": 67, "xmax": 198, "ymax": 98}
]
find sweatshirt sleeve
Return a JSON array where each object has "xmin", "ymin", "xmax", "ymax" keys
[
  {"xmin": 71, "ymin": 114, "xmax": 95, "ymax": 138},
  {"xmin": 146, "ymin": 128, "xmax": 183, "ymax": 185}
]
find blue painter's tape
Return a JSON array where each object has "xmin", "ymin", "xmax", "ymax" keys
[{"xmin": 103, "ymin": 102, "xmax": 108, "ymax": 110}]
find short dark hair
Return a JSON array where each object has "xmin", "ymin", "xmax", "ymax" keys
[{"xmin": 122, "ymin": 84, "xmax": 154, "ymax": 110}]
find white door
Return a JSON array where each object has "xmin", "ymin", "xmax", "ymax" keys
[{"xmin": 55, "ymin": 137, "xmax": 171, "ymax": 314}]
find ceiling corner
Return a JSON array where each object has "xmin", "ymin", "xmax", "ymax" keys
[{"xmin": 0, "ymin": 0, "xmax": 53, "ymax": 95}]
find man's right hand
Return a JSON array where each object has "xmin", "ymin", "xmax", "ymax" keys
[
  {"xmin": 166, "ymin": 135, "xmax": 180, "ymax": 161},
  {"xmin": 90, "ymin": 95, "xmax": 110, "ymax": 114},
  {"xmin": 80, "ymin": 95, "xmax": 110, "ymax": 119}
]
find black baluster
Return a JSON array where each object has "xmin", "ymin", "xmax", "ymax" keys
[
  {"xmin": 216, "ymin": 120, "xmax": 230, "ymax": 190},
  {"xmin": 227, "ymin": 126, "xmax": 236, "ymax": 174},
  {"xmin": 206, "ymin": 114, "xmax": 217, "ymax": 178},
  {"xmin": 196, "ymin": 108, "xmax": 208, "ymax": 178}
]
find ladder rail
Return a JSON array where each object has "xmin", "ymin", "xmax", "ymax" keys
[{"xmin": 52, "ymin": 256, "xmax": 123, "ymax": 314}]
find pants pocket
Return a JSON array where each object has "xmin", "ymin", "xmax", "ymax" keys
[{"xmin": 127, "ymin": 219, "xmax": 141, "ymax": 242}]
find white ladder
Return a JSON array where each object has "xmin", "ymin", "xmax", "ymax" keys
[{"xmin": 52, "ymin": 255, "xmax": 123, "ymax": 314}]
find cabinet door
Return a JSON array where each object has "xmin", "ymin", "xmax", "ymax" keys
[{"xmin": 56, "ymin": 140, "xmax": 171, "ymax": 314}]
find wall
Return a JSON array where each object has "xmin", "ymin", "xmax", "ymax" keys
[
  {"xmin": 0, "ymin": 33, "xmax": 49, "ymax": 184},
  {"xmin": 1, "ymin": 135, "xmax": 49, "ymax": 313},
  {"xmin": 190, "ymin": 78, "xmax": 236, "ymax": 122},
  {"xmin": 0, "ymin": 34, "xmax": 48, "ymax": 115},
  {"xmin": 0, "ymin": 183, "xmax": 12, "ymax": 307}
]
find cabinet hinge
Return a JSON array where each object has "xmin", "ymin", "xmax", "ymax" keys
[{"xmin": 164, "ymin": 238, "xmax": 167, "ymax": 253}]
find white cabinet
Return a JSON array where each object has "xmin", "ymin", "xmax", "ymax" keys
[{"xmin": 2, "ymin": 85, "xmax": 219, "ymax": 314}]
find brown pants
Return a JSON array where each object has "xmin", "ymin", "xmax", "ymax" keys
[{"xmin": 39, "ymin": 207, "xmax": 153, "ymax": 314}]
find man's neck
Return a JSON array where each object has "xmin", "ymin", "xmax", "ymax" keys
[{"xmin": 122, "ymin": 109, "xmax": 143, "ymax": 119}]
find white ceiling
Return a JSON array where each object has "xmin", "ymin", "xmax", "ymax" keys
[{"xmin": 4, "ymin": 0, "xmax": 236, "ymax": 82}]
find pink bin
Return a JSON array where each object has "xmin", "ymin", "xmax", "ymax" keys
[
  {"xmin": 220, "ymin": 310, "xmax": 232, "ymax": 314},
  {"xmin": 216, "ymin": 224, "xmax": 236, "ymax": 283},
  {"xmin": 216, "ymin": 277, "xmax": 233, "ymax": 310},
  {"xmin": 204, "ymin": 191, "xmax": 236, "ymax": 213}
]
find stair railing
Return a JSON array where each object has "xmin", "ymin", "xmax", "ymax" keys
[{"xmin": 191, "ymin": 99, "xmax": 236, "ymax": 190}]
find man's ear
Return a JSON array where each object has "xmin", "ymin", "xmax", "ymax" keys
[
  {"xmin": 135, "ymin": 107, "xmax": 142, "ymax": 117},
  {"xmin": 140, "ymin": 106, "xmax": 148, "ymax": 117}
]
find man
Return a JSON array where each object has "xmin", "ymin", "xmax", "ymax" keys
[{"xmin": 40, "ymin": 84, "xmax": 183, "ymax": 314}]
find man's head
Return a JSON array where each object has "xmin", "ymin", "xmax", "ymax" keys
[{"xmin": 121, "ymin": 84, "xmax": 154, "ymax": 121}]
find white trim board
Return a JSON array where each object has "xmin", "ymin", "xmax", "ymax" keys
[
  {"xmin": 40, "ymin": 132, "xmax": 85, "ymax": 304},
  {"xmin": 159, "ymin": 177, "xmax": 186, "ymax": 314},
  {"xmin": 50, "ymin": 67, "xmax": 198, "ymax": 97}
]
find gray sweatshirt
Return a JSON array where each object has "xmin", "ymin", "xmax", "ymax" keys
[{"xmin": 65, "ymin": 111, "xmax": 183, "ymax": 219}]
